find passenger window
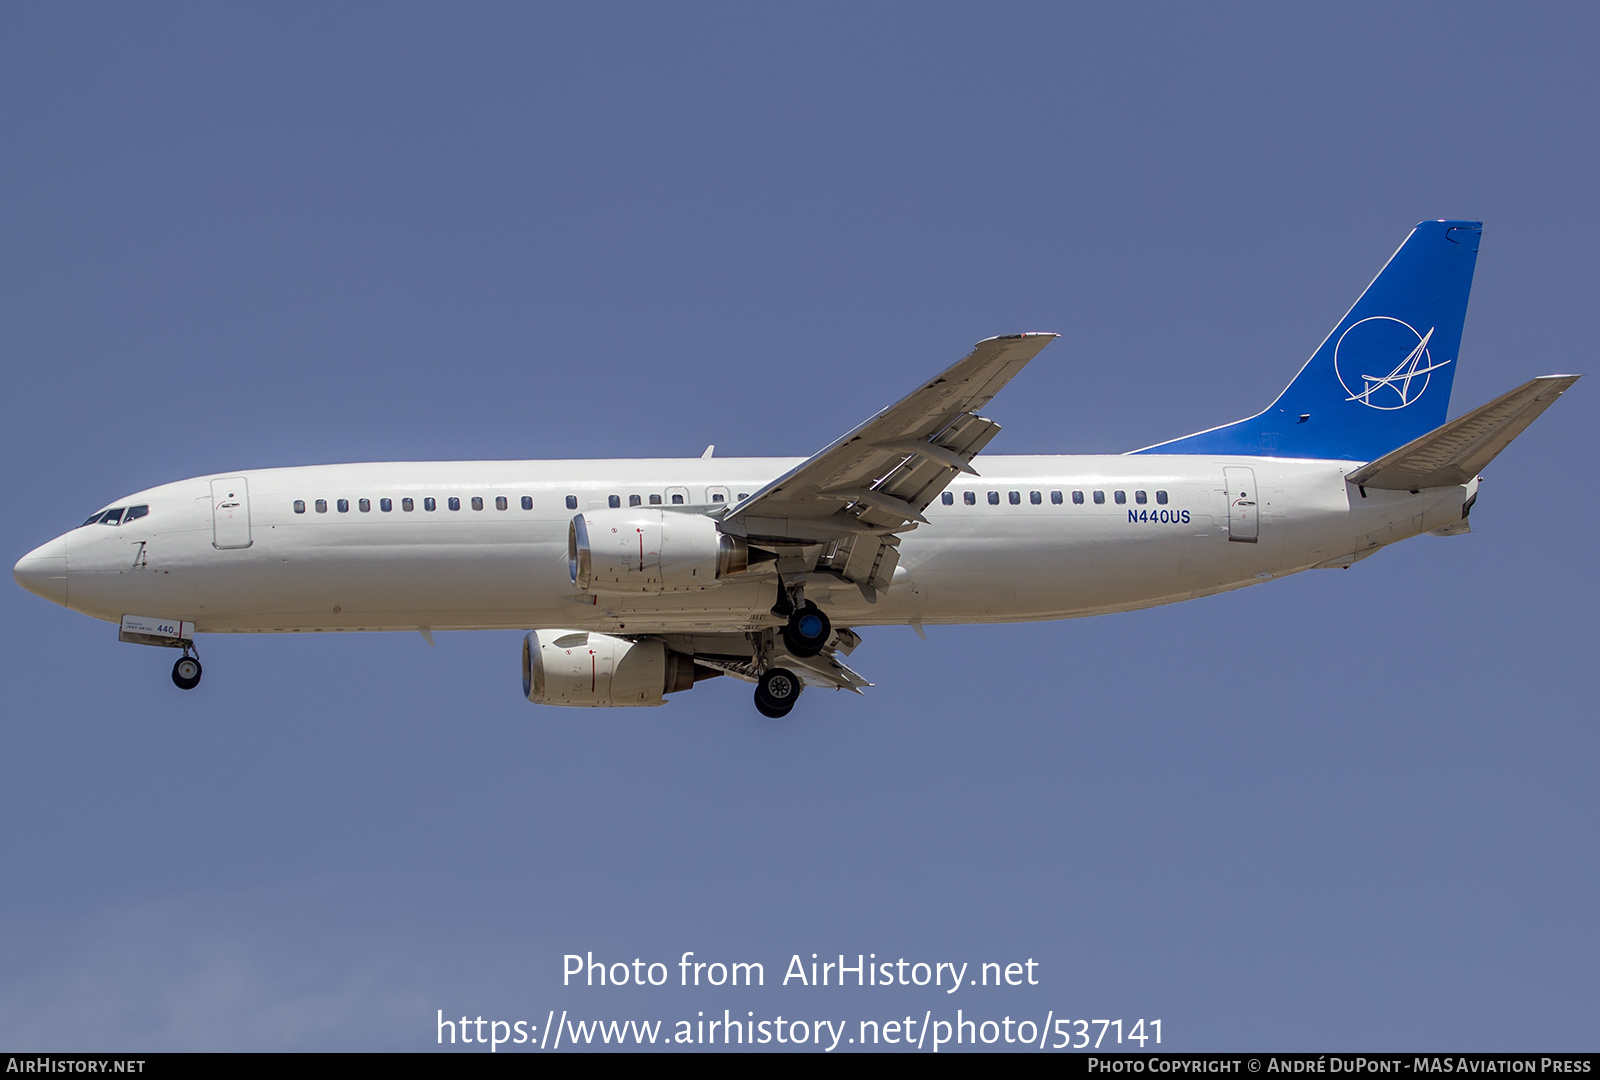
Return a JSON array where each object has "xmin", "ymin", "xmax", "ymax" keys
[
  {"xmin": 565, "ymin": 495, "xmax": 577, "ymax": 510},
  {"xmin": 987, "ymin": 491, "xmax": 999, "ymax": 505},
  {"xmin": 380, "ymin": 498, "xmax": 392, "ymax": 512},
  {"xmin": 964, "ymin": 491, "xmax": 976, "ymax": 505},
  {"xmin": 671, "ymin": 494, "xmax": 684, "ymax": 505},
  {"xmin": 1135, "ymin": 490, "xmax": 1147, "ymax": 505},
  {"xmin": 424, "ymin": 497, "xmax": 436, "ymax": 511},
  {"xmin": 1114, "ymin": 491, "xmax": 1126, "ymax": 505},
  {"xmin": 315, "ymin": 499, "xmax": 328, "ymax": 513},
  {"xmin": 294, "ymin": 500, "xmax": 306, "ymax": 514},
  {"xmin": 629, "ymin": 494, "xmax": 642, "ymax": 507},
  {"xmin": 1156, "ymin": 490, "xmax": 1169, "ymax": 505},
  {"xmin": 449, "ymin": 497, "xmax": 461, "ymax": 511},
  {"xmin": 941, "ymin": 492, "xmax": 954, "ymax": 506},
  {"xmin": 649, "ymin": 494, "xmax": 662, "ymax": 506},
  {"xmin": 125, "ymin": 505, "xmax": 149, "ymax": 522},
  {"xmin": 402, "ymin": 498, "xmax": 414, "ymax": 512},
  {"xmin": 1093, "ymin": 491, "xmax": 1105, "ymax": 505},
  {"xmin": 1051, "ymin": 491, "xmax": 1063, "ymax": 505},
  {"xmin": 1073, "ymin": 490, "xmax": 1085, "ymax": 505},
  {"xmin": 608, "ymin": 495, "xmax": 620, "ymax": 509},
  {"xmin": 99, "ymin": 508, "xmax": 125, "ymax": 525},
  {"xmin": 471, "ymin": 497, "xmax": 484, "ymax": 511},
  {"xmin": 521, "ymin": 496, "xmax": 533, "ymax": 510},
  {"xmin": 337, "ymin": 499, "xmax": 350, "ymax": 513},
  {"xmin": 1030, "ymin": 491, "xmax": 1041, "ymax": 505},
  {"xmin": 738, "ymin": 493, "xmax": 749, "ymax": 500},
  {"xmin": 1008, "ymin": 491, "xmax": 1020, "ymax": 505},
  {"xmin": 497, "ymin": 496, "xmax": 509, "ymax": 510},
  {"xmin": 711, "ymin": 493, "xmax": 724, "ymax": 503},
  {"xmin": 359, "ymin": 498, "xmax": 371, "ymax": 512}
]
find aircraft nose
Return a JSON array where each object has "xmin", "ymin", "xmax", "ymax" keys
[{"xmin": 14, "ymin": 534, "xmax": 68, "ymax": 607}]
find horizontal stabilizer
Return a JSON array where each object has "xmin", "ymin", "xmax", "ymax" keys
[{"xmin": 1346, "ymin": 374, "xmax": 1580, "ymax": 490}]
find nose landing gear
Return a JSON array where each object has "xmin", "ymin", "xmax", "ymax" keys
[{"xmin": 171, "ymin": 650, "xmax": 202, "ymax": 691}]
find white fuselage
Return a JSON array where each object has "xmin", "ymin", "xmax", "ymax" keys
[{"xmin": 44, "ymin": 454, "xmax": 1470, "ymax": 636}]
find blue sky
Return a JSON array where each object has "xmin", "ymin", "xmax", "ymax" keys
[{"xmin": 2, "ymin": 3, "xmax": 1596, "ymax": 1051}]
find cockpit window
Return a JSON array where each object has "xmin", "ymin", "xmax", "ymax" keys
[{"xmin": 80, "ymin": 504, "xmax": 149, "ymax": 528}]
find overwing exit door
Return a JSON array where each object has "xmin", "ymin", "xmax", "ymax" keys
[
  {"xmin": 210, "ymin": 477, "xmax": 253, "ymax": 549},
  {"xmin": 1223, "ymin": 467, "xmax": 1258, "ymax": 543}
]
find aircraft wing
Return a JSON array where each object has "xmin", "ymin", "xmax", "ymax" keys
[
  {"xmin": 720, "ymin": 332, "xmax": 1057, "ymax": 598},
  {"xmin": 1347, "ymin": 374, "xmax": 1580, "ymax": 490}
]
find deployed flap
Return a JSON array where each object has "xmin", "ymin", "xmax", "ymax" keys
[
  {"xmin": 786, "ymin": 650, "xmax": 873, "ymax": 693},
  {"xmin": 722, "ymin": 332, "xmax": 1056, "ymax": 591},
  {"xmin": 1347, "ymin": 374, "xmax": 1580, "ymax": 490},
  {"xmin": 686, "ymin": 643, "xmax": 873, "ymax": 694}
]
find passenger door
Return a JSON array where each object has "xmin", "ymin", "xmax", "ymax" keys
[
  {"xmin": 1223, "ymin": 467, "xmax": 1258, "ymax": 543},
  {"xmin": 210, "ymin": 477, "xmax": 253, "ymax": 549}
]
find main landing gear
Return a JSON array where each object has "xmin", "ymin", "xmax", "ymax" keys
[
  {"xmin": 781, "ymin": 601, "xmax": 831, "ymax": 658},
  {"xmin": 171, "ymin": 648, "xmax": 202, "ymax": 691},
  {"xmin": 772, "ymin": 579, "xmax": 832, "ymax": 659},
  {"xmin": 757, "ymin": 583, "xmax": 829, "ymax": 716},
  {"xmin": 754, "ymin": 667, "xmax": 802, "ymax": 719}
]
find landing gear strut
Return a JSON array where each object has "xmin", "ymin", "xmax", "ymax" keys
[
  {"xmin": 770, "ymin": 579, "xmax": 795, "ymax": 619},
  {"xmin": 171, "ymin": 648, "xmax": 202, "ymax": 691},
  {"xmin": 754, "ymin": 667, "xmax": 802, "ymax": 718}
]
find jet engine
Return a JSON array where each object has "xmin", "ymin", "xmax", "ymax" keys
[
  {"xmin": 522, "ymin": 629, "xmax": 719, "ymax": 707},
  {"xmin": 568, "ymin": 510, "xmax": 760, "ymax": 593}
]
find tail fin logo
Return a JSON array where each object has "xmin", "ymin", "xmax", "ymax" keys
[{"xmin": 1334, "ymin": 316, "xmax": 1452, "ymax": 410}]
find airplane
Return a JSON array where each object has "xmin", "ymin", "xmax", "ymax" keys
[{"xmin": 12, "ymin": 220, "xmax": 1579, "ymax": 717}]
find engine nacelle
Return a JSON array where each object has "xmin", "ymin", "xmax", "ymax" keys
[
  {"xmin": 522, "ymin": 630, "xmax": 713, "ymax": 707},
  {"xmin": 568, "ymin": 510, "xmax": 751, "ymax": 593}
]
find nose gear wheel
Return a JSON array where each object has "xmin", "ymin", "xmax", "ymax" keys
[{"xmin": 172, "ymin": 654, "xmax": 202, "ymax": 690}]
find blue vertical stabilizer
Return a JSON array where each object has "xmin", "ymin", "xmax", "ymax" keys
[{"xmin": 1134, "ymin": 220, "xmax": 1481, "ymax": 462}]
